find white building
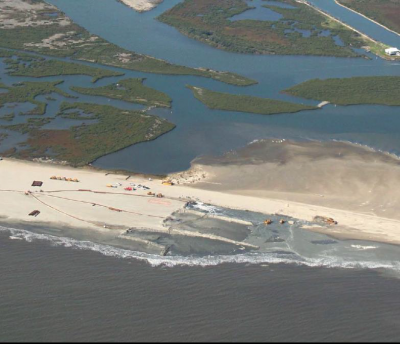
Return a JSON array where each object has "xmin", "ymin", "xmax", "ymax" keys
[{"xmin": 385, "ymin": 47, "xmax": 400, "ymax": 56}]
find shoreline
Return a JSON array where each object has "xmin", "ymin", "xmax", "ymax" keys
[
  {"xmin": 335, "ymin": 0, "xmax": 400, "ymax": 38},
  {"xmin": 1, "ymin": 156, "xmax": 400, "ymax": 248}
]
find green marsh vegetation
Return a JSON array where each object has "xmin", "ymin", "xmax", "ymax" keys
[
  {"xmin": 5, "ymin": 102, "xmax": 176, "ymax": 166},
  {"xmin": 0, "ymin": 133, "xmax": 8, "ymax": 143},
  {"xmin": 2, "ymin": 118, "xmax": 53, "ymax": 134},
  {"xmin": 71, "ymin": 78, "xmax": 172, "ymax": 107},
  {"xmin": 158, "ymin": 0, "xmax": 366, "ymax": 57},
  {"xmin": 284, "ymin": 76, "xmax": 400, "ymax": 106},
  {"xmin": 0, "ymin": 113, "xmax": 16, "ymax": 122},
  {"xmin": 0, "ymin": 50, "xmax": 124, "ymax": 82},
  {"xmin": 187, "ymin": 85, "xmax": 318, "ymax": 115},
  {"xmin": 0, "ymin": 0, "xmax": 256, "ymax": 86},
  {"xmin": 0, "ymin": 80, "xmax": 73, "ymax": 116}
]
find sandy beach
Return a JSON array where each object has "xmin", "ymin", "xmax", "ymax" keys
[
  {"xmin": 119, "ymin": 0, "xmax": 163, "ymax": 12},
  {"xmin": 1, "ymin": 139, "xmax": 400, "ymax": 249},
  {"xmin": 169, "ymin": 139, "xmax": 400, "ymax": 245}
]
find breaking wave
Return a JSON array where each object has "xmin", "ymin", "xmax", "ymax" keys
[
  {"xmin": 351, "ymin": 245, "xmax": 377, "ymax": 250},
  {"xmin": 1, "ymin": 225, "xmax": 400, "ymax": 272}
]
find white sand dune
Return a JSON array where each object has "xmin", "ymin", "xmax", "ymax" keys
[{"xmin": 119, "ymin": 0, "xmax": 163, "ymax": 12}]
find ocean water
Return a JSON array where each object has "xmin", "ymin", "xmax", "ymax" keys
[
  {"xmin": 2, "ymin": 201, "xmax": 400, "ymax": 272},
  {"xmin": 1, "ymin": 231, "xmax": 400, "ymax": 342}
]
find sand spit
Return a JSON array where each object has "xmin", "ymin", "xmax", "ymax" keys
[
  {"xmin": 119, "ymin": 0, "xmax": 163, "ymax": 12},
  {"xmin": 2, "ymin": 138, "xmax": 400, "ymax": 250}
]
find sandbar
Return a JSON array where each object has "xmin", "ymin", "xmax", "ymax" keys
[{"xmin": 119, "ymin": 0, "xmax": 163, "ymax": 12}]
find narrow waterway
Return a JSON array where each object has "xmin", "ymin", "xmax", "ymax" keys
[{"xmin": 307, "ymin": 0, "xmax": 400, "ymax": 48}]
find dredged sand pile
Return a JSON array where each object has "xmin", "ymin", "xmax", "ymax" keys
[
  {"xmin": 119, "ymin": 0, "xmax": 163, "ymax": 12},
  {"xmin": 170, "ymin": 139, "xmax": 400, "ymax": 245}
]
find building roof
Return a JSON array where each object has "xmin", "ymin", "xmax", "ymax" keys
[{"xmin": 385, "ymin": 47, "xmax": 400, "ymax": 53}]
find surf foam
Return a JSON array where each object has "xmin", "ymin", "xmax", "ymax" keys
[{"xmin": 1, "ymin": 225, "xmax": 399, "ymax": 273}]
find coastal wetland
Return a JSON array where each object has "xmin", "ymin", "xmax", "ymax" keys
[{"xmin": 1, "ymin": 0, "xmax": 400, "ymax": 175}]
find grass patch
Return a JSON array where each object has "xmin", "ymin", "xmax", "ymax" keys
[
  {"xmin": 71, "ymin": 78, "xmax": 172, "ymax": 107},
  {"xmin": 7, "ymin": 102, "xmax": 176, "ymax": 166},
  {"xmin": 158, "ymin": 0, "xmax": 365, "ymax": 57},
  {"xmin": 284, "ymin": 76, "xmax": 400, "ymax": 105},
  {"xmin": 187, "ymin": 85, "xmax": 318, "ymax": 115}
]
